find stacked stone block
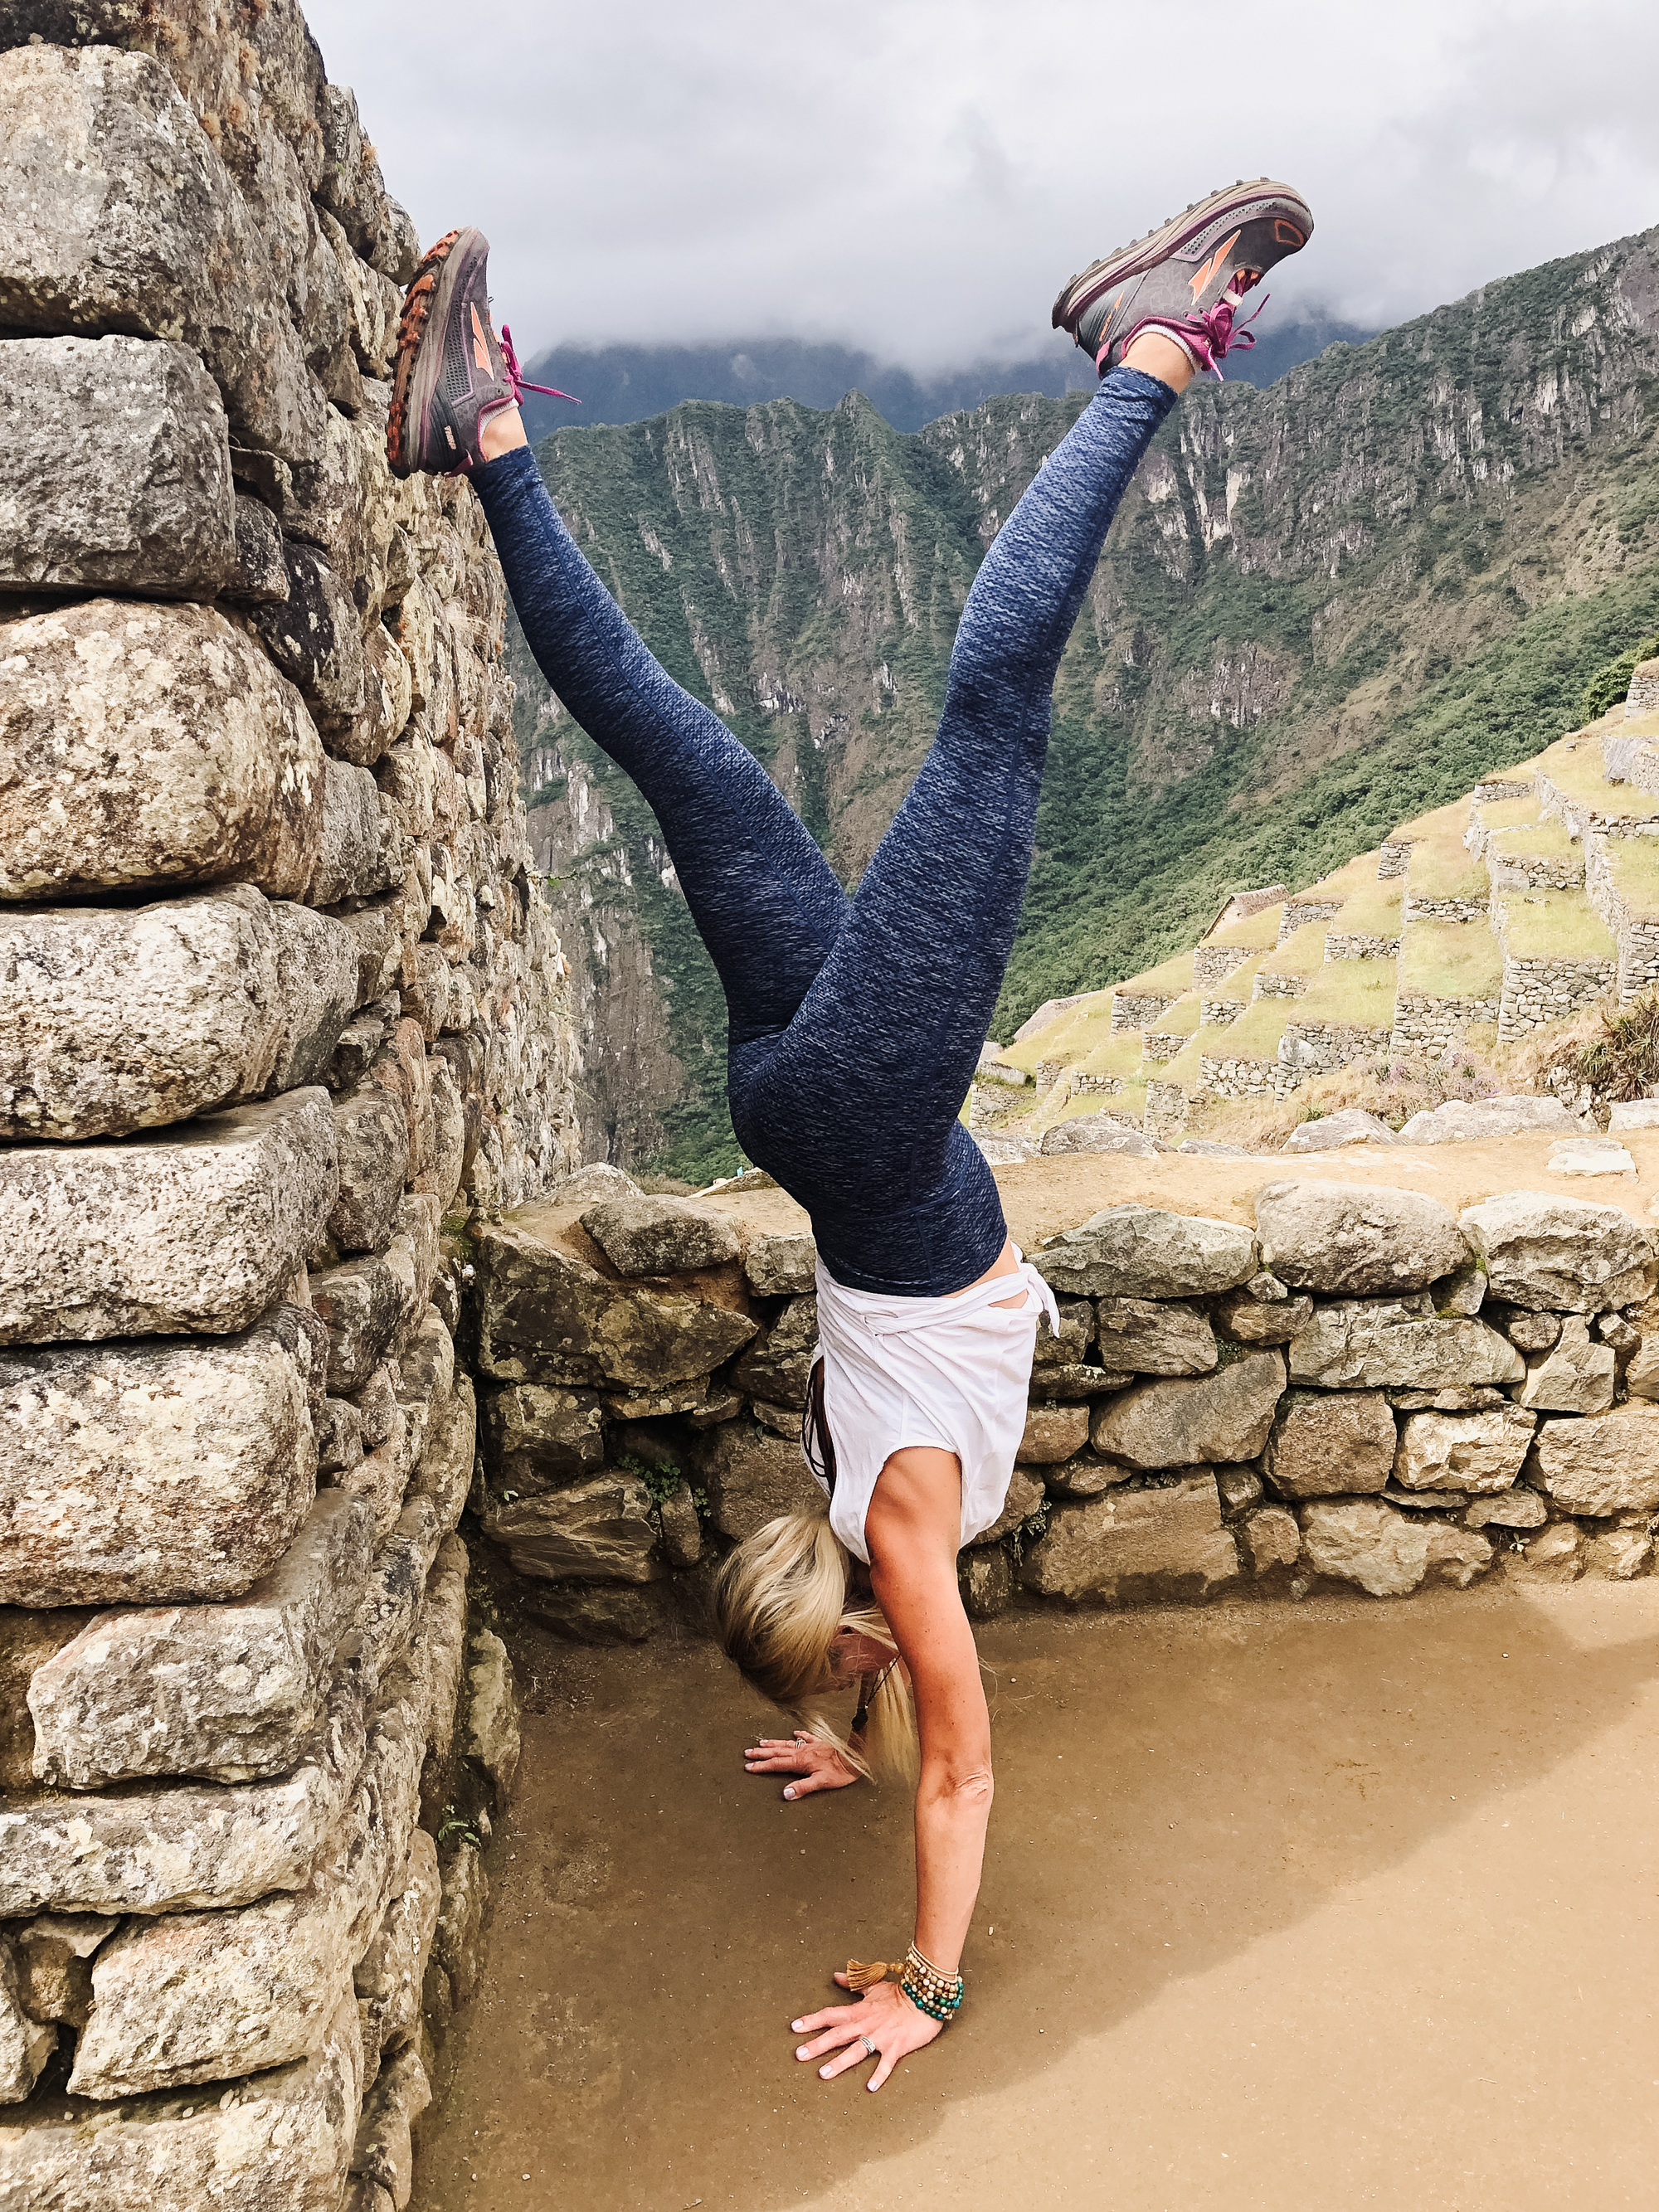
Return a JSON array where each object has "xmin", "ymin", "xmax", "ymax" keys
[
  {"xmin": 0, "ymin": 7, "xmax": 572, "ymax": 2205},
  {"xmin": 469, "ymin": 1177, "xmax": 1659, "ymax": 1626}
]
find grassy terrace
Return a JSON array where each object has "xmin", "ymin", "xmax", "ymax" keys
[
  {"xmin": 1210, "ymin": 953, "xmax": 1267, "ymax": 1007},
  {"xmin": 1050, "ymin": 1076, "xmax": 1149, "ymax": 1126},
  {"xmin": 1296, "ymin": 849, "xmax": 1381, "ymax": 903},
  {"xmin": 1399, "ymin": 918, "xmax": 1505, "ymax": 997},
  {"xmin": 1209, "ymin": 999, "xmax": 1293, "ymax": 1063},
  {"xmin": 1076, "ymin": 1029, "xmax": 1155, "ymax": 1082},
  {"xmin": 995, "ymin": 990, "xmax": 1116, "ymax": 1073},
  {"xmin": 1206, "ymin": 901, "xmax": 1287, "ymax": 954},
  {"xmin": 1530, "ymin": 724, "xmax": 1659, "ymax": 822},
  {"xmin": 1476, "ymin": 792, "xmax": 1545, "ymax": 835},
  {"xmin": 1293, "ymin": 960, "xmax": 1399, "ymax": 1030},
  {"xmin": 1258, "ymin": 918, "xmax": 1331, "ymax": 980},
  {"xmin": 1496, "ymin": 887, "xmax": 1618, "ymax": 960},
  {"xmin": 1144, "ymin": 994, "xmax": 1202, "ymax": 1043},
  {"xmin": 1156, "ymin": 1033, "xmax": 1206, "ymax": 1089},
  {"xmin": 1607, "ymin": 835, "xmax": 1659, "ymax": 921},
  {"xmin": 1328, "ymin": 873, "xmax": 1404, "ymax": 937},
  {"xmin": 1489, "ymin": 818, "xmax": 1576, "ymax": 860},
  {"xmin": 1397, "ymin": 799, "xmax": 1490, "ymax": 902}
]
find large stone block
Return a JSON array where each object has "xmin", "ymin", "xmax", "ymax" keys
[
  {"xmin": 0, "ymin": 1088, "xmax": 338, "ymax": 1344},
  {"xmin": 0, "ymin": 887, "xmax": 358, "ymax": 1141},
  {"xmin": 0, "ymin": 1937, "xmax": 56, "ymax": 2103},
  {"xmin": 251, "ymin": 539, "xmax": 367, "ymax": 729},
  {"xmin": 1459, "ymin": 1191, "xmax": 1657, "ymax": 1312},
  {"xmin": 1035, "ymin": 1206, "xmax": 1258, "ymax": 1299},
  {"xmin": 1019, "ymin": 1473, "xmax": 1239, "ymax": 1603},
  {"xmin": 68, "ymin": 1679, "xmax": 426, "ymax": 2095},
  {"xmin": 0, "ymin": 1665, "xmax": 372, "ymax": 1917},
  {"xmin": 1254, "ymin": 1180, "xmax": 1469, "ymax": 1296},
  {"xmin": 742, "ymin": 1232, "xmax": 817, "ymax": 1297},
  {"xmin": 329, "ymin": 1085, "xmax": 412, "ymax": 1255},
  {"xmin": 1394, "ymin": 1407, "xmax": 1535, "ymax": 1494},
  {"xmin": 0, "ymin": 334, "xmax": 235, "ymax": 597},
  {"xmin": 729, "ymin": 1295, "xmax": 817, "ymax": 1410},
  {"xmin": 29, "ymin": 1490, "xmax": 374, "ymax": 1787},
  {"xmin": 464, "ymin": 1631, "xmax": 522, "ymax": 1804},
  {"xmin": 692, "ymin": 1418, "xmax": 825, "ymax": 1540},
  {"xmin": 1094, "ymin": 1296, "xmax": 1217, "ymax": 1375},
  {"xmin": 1017, "ymin": 1403, "xmax": 1092, "ymax": 1465},
  {"xmin": 1513, "ymin": 1317, "xmax": 1616, "ymax": 1415},
  {"xmin": 354, "ymin": 1827, "xmax": 440, "ymax": 2080},
  {"xmin": 0, "ymin": 1305, "xmax": 321, "ymax": 1607},
  {"xmin": 484, "ymin": 1473, "xmax": 663, "ymax": 1585},
  {"xmin": 0, "ymin": 45, "xmax": 324, "ymax": 464},
  {"xmin": 1262, "ymin": 1389, "xmax": 1396, "ymax": 1500},
  {"xmin": 0, "ymin": 598, "xmax": 325, "ymax": 901},
  {"xmin": 1089, "ymin": 1350, "xmax": 1285, "ymax": 1471},
  {"xmin": 481, "ymin": 1382, "xmax": 606, "ymax": 1490},
  {"xmin": 351, "ymin": 2045, "xmax": 430, "ymax": 2207},
  {"xmin": 1286, "ymin": 1298, "xmax": 1523, "ymax": 1390},
  {"xmin": 305, "ymin": 757, "xmax": 391, "ymax": 907},
  {"xmin": 1528, "ymin": 1400, "xmax": 1659, "ymax": 1514},
  {"xmin": 474, "ymin": 1211, "xmax": 758, "ymax": 1388},
  {"xmin": 579, "ymin": 1189, "xmax": 742, "ymax": 1276},
  {"xmin": 0, "ymin": 1986, "xmax": 364, "ymax": 2210},
  {"xmin": 1298, "ymin": 1498, "xmax": 1494, "ymax": 1597}
]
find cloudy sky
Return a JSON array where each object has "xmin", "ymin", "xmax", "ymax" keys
[{"xmin": 307, "ymin": 0, "xmax": 1659, "ymax": 371}]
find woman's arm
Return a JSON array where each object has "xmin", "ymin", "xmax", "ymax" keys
[{"xmin": 791, "ymin": 1443, "xmax": 988, "ymax": 2089}]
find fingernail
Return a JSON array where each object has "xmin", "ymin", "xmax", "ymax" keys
[
  {"xmin": 783, "ymin": 1787, "xmax": 795, "ymax": 1799},
  {"xmin": 820, "ymin": 2066, "xmax": 831, "ymax": 2078},
  {"xmin": 791, "ymin": 2022, "xmax": 805, "ymax": 2033},
  {"xmin": 795, "ymin": 2045, "xmax": 808, "ymax": 2058}
]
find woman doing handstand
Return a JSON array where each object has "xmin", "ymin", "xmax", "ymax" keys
[{"xmin": 387, "ymin": 178, "xmax": 1312, "ymax": 2089}]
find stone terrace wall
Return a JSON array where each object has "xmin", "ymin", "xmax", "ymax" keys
[
  {"xmin": 468, "ymin": 1177, "xmax": 1659, "ymax": 1639},
  {"xmin": 0, "ymin": 9, "xmax": 578, "ymax": 2206}
]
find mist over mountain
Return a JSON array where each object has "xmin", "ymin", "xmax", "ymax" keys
[
  {"xmin": 509, "ymin": 232, "xmax": 1659, "ymax": 1181},
  {"xmin": 518, "ymin": 314, "xmax": 1375, "ymax": 440}
]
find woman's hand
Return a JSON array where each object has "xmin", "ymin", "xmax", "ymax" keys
[
  {"xmin": 742, "ymin": 1731, "xmax": 860, "ymax": 1800},
  {"xmin": 791, "ymin": 1975, "xmax": 942, "ymax": 2093}
]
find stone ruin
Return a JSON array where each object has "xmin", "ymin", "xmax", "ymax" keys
[
  {"xmin": 0, "ymin": 4, "xmax": 580, "ymax": 2203},
  {"xmin": 5, "ymin": 9, "xmax": 1659, "ymax": 2204}
]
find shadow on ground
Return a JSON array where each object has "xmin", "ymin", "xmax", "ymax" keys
[{"xmin": 412, "ymin": 1581, "xmax": 1659, "ymax": 2211}]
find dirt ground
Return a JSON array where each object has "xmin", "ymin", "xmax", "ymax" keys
[
  {"xmin": 412, "ymin": 1582, "xmax": 1659, "ymax": 2212},
  {"xmin": 688, "ymin": 1130, "xmax": 1659, "ymax": 1256}
]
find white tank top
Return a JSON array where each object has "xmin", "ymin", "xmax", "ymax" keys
[{"xmin": 806, "ymin": 1253, "xmax": 1059, "ymax": 1564}]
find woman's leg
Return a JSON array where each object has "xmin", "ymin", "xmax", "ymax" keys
[
  {"xmin": 472, "ymin": 448, "xmax": 850, "ymax": 1045},
  {"xmin": 733, "ymin": 360, "xmax": 1180, "ymax": 1271}
]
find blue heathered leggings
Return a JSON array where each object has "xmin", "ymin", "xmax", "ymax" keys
[{"xmin": 474, "ymin": 365, "xmax": 1177, "ymax": 1296}]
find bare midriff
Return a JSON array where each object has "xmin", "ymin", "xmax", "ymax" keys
[{"xmin": 951, "ymin": 1233, "xmax": 1026, "ymax": 1310}]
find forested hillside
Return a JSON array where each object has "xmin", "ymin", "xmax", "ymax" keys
[{"xmin": 511, "ymin": 224, "xmax": 1659, "ymax": 1180}]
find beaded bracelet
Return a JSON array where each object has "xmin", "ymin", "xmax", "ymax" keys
[{"xmin": 845, "ymin": 1942, "xmax": 965, "ymax": 2024}]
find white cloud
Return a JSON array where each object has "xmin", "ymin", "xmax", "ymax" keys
[{"xmin": 306, "ymin": 0, "xmax": 1659, "ymax": 370}]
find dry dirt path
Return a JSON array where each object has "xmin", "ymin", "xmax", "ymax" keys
[{"xmin": 412, "ymin": 1584, "xmax": 1659, "ymax": 2212}]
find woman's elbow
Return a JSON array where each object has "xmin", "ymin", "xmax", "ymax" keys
[{"xmin": 922, "ymin": 1760, "xmax": 995, "ymax": 1818}]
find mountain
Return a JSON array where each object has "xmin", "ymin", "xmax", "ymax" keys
[
  {"xmin": 515, "ymin": 314, "xmax": 1375, "ymax": 442},
  {"xmin": 508, "ymin": 226, "xmax": 1659, "ymax": 1184}
]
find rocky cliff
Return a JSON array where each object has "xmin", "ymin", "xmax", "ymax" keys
[
  {"xmin": 0, "ymin": 7, "xmax": 577, "ymax": 2205},
  {"xmin": 516, "ymin": 223, "xmax": 1659, "ymax": 1179}
]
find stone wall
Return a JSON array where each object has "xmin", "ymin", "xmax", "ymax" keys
[
  {"xmin": 1112, "ymin": 990, "xmax": 1181, "ymax": 1033},
  {"xmin": 1325, "ymin": 931, "xmax": 1402, "ymax": 961},
  {"xmin": 1391, "ymin": 992, "xmax": 1501, "ymax": 1055},
  {"xmin": 1197, "ymin": 1054, "xmax": 1280, "ymax": 1100},
  {"xmin": 0, "ymin": 8, "xmax": 576, "ymax": 2205},
  {"xmin": 1193, "ymin": 944, "xmax": 1253, "ymax": 989},
  {"xmin": 1498, "ymin": 951, "xmax": 1619, "ymax": 1042},
  {"xmin": 1276, "ymin": 1021, "xmax": 1394, "ymax": 1096},
  {"xmin": 467, "ymin": 1178, "xmax": 1659, "ymax": 1631},
  {"xmin": 1376, "ymin": 839, "xmax": 1416, "ymax": 879}
]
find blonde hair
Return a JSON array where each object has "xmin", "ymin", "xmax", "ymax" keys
[{"xmin": 711, "ymin": 1496, "xmax": 918, "ymax": 1784}]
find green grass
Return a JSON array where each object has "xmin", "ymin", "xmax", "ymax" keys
[
  {"xmin": 1477, "ymin": 793, "xmax": 1545, "ymax": 833},
  {"xmin": 1113, "ymin": 950, "xmax": 1196, "ymax": 1002},
  {"xmin": 1210, "ymin": 952, "xmax": 1267, "ymax": 1004},
  {"xmin": 1077, "ymin": 1030, "xmax": 1153, "ymax": 1079},
  {"xmin": 1498, "ymin": 889, "xmax": 1618, "ymax": 960},
  {"xmin": 1294, "ymin": 960, "xmax": 1399, "ymax": 1028},
  {"xmin": 1145, "ymin": 993, "xmax": 1202, "ymax": 1042},
  {"xmin": 1606, "ymin": 836, "xmax": 1659, "ymax": 921},
  {"xmin": 1399, "ymin": 800, "xmax": 1490, "ymax": 902},
  {"xmin": 1207, "ymin": 902, "xmax": 1286, "ymax": 953},
  {"xmin": 996, "ymin": 991, "xmax": 1117, "ymax": 1073},
  {"xmin": 1329, "ymin": 875, "xmax": 1404, "ymax": 937},
  {"xmin": 1489, "ymin": 819, "xmax": 1575, "ymax": 860},
  {"xmin": 1399, "ymin": 919, "xmax": 1505, "ymax": 997},
  {"xmin": 1259, "ymin": 918, "xmax": 1331, "ymax": 979},
  {"xmin": 1156, "ymin": 1034, "xmax": 1206, "ymax": 1087},
  {"xmin": 1213, "ymin": 999, "xmax": 1293, "ymax": 1062}
]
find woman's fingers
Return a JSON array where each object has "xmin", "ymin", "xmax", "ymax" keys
[
  {"xmin": 816, "ymin": 2036, "xmax": 874, "ymax": 2081},
  {"xmin": 865, "ymin": 2044, "xmax": 898, "ymax": 2093},
  {"xmin": 791, "ymin": 2002, "xmax": 861, "ymax": 2040}
]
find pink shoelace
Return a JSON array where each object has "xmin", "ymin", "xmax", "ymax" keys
[
  {"xmin": 500, "ymin": 323, "xmax": 579, "ymax": 407},
  {"xmin": 1097, "ymin": 289, "xmax": 1268, "ymax": 382}
]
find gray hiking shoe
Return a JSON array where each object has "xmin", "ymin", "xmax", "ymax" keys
[
  {"xmin": 387, "ymin": 225, "xmax": 574, "ymax": 476},
  {"xmin": 1052, "ymin": 180, "xmax": 1313, "ymax": 377}
]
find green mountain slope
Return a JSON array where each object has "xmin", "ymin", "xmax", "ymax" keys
[{"xmin": 512, "ymin": 224, "xmax": 1659, "ymax": 1181}]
